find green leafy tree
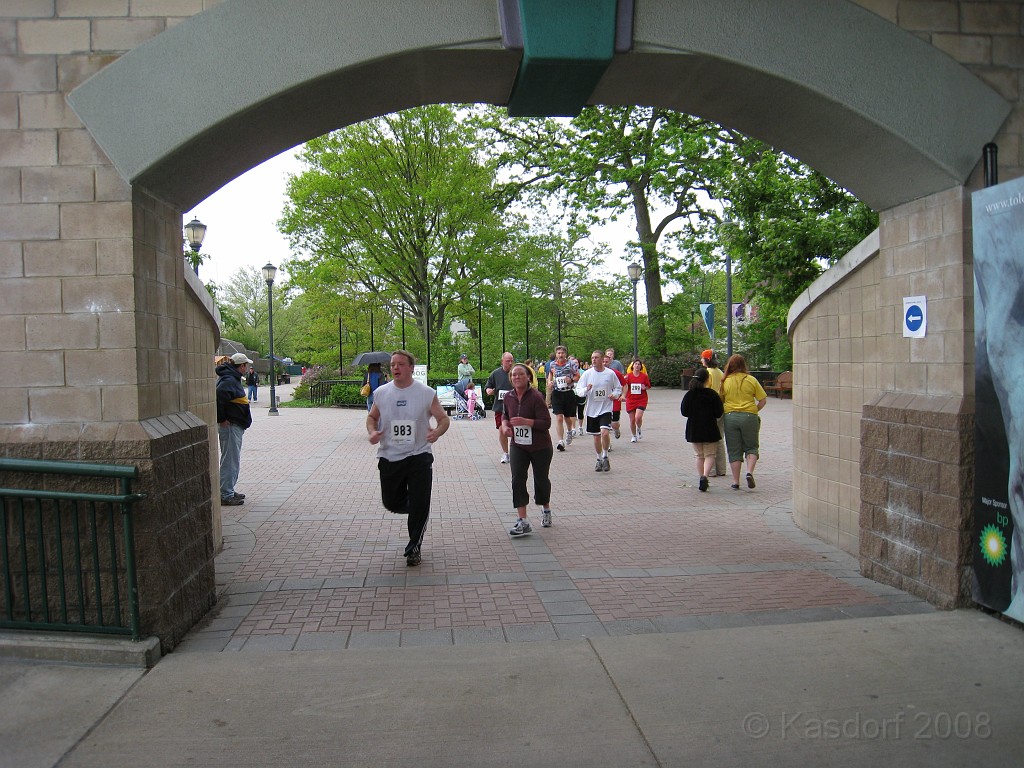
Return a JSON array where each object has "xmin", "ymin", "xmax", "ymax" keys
[
  {"xmin": 218, "ymin": 266, "xmax": 295, "ymax": 358},
  {"xmin": 280, "ymin": 105, "xmax": 519, "ymax": 344},
  {"xmin": 479, "ymin": 106, "xmax": 742, "ymax": 356}
]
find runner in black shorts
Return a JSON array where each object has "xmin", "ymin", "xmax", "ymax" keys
[{"xmin": 547, "ymin": 345, "xmax": 580, "ymax": 452}]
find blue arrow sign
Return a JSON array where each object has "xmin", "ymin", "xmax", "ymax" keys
[
  {"xmin": 905, "ymin": 305, "xmax": 923, "ymax": 332},
  {"xmin": 903, "ymin": 296, "xmax": 927, "ymax": 337}
]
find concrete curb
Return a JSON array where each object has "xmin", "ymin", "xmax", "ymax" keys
[{"xmin": 0, "ymin": 631, "xmax": 161, "ymax": 668}]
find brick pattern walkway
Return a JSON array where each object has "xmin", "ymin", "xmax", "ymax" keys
[{"xmin": 178, "ymin": 388, "xmax": 929, "ymax": 652}]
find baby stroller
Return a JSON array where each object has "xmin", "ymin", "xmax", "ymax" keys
[{"xmin": 452, "ymin": 380, "xmax": 485, "ymax": 420}]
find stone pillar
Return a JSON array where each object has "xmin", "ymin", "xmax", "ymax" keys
[
  {"xmin": 857, "ymin": 187, "xmax": 976, "ymax": 607},
  {"xmin": 860, "ymin": 394, "xmax": 974, "ymax": 607},
  {"xmin": 0, "ymin": 6, "xmax": 218, "ymax": 649}
]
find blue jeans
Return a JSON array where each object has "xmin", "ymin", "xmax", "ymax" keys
[
  {"xmin": 247, "ymin": 384, "xmax": 257, "ymax": 401},
  {"xmin": 218, "ymin": 423, "xmax": 245, "ymax": 500}
]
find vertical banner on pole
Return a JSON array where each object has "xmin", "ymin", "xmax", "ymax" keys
[
  {"xmin": 700, "ymin": 303, "xmax": 715, "ymax": 340},
  {"xmin": 972, "ymin": 175, "xmax": 1024, "ymax": 621}
]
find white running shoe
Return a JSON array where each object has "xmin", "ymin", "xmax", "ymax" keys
[
  {"xmin": 500, "ymin": 453, "xmax": 510, "ymax": 464},
  {"xmin": 631, "ymin": 435, "xmax": 637, "ymax": 443},
  {"xmin": 509, "ymin": 519, "xmax": 532, "ymax": 537},
  {"xmin": 565, "ymin": 429, "xmax": 573, "ymax": 446},
  {"xmin": 556, "ymin": 441, "xmax": 565, "ymax": 452},
  {"xmin": 541, "ymin": 510, "xmax": 552, "ymax": 528}
]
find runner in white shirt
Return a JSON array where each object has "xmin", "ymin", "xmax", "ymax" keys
[
  {"xmin": 367, "ymin": 350, "xmax": 450, "ymax": 566},
  {"xmin": 575, "ymin": 350, "xmax": 623, "ymax": 472},
  {"xmin": 546, "ymin": 345, "xmax": 580, "ymax": 452}
]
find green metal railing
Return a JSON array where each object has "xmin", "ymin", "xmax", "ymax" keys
[{"xmin": 0, "ymin": 458, "xmax": 146, "ymax": 641}]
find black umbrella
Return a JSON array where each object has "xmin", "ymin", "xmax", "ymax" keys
[{"xmin": 352, "ymin": 351, "xmax": 392, "ymax": 366}]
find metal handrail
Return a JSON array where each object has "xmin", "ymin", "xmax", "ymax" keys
[{"xmin": 0, "ymin": 458, "xmax": 147, "ymax": 641}]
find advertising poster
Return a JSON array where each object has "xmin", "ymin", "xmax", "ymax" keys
[{"xmin": 971, "ymin": 176, "xmax": 1024, "ymax": 620}]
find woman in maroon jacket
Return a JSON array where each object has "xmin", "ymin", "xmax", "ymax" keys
[{"xmin": 503, "ymin": 364, "xmax": 554, "ymax": 536}]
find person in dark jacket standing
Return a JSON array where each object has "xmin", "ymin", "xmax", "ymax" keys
[
  {"xmin": 680, "ymin": 367, "xmax": 724, "ymax": 492},
  {"xmin": 245, "ymin": 365, "xmax": 259, "ymax": 403},
  {"xmin": 216, "ymin": 353, "xmax": 254, "ymax": 506}
]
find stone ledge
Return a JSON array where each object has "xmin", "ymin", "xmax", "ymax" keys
[{"xmin": 0, "ymin": 630, "xmax": 161, "ymax": 668}]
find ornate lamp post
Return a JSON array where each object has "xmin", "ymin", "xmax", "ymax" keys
[
  {"xmin": 184, "ymin": 217, "xmax": 206, "ymax": 276},
  {"xmin": 627, "ymin": 261, "xmax": 643, "ymax": 360},
  {"xmin": 262, "ymin": 262, "xmax": 279, "ymax": 416}
]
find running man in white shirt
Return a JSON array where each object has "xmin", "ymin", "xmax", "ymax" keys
[
  {"xmin": 367, "ymin": 350, "xmax": 450, "ymax": 566},
  {"xmin": 575, "ymin": 350, "xmax": 623, "ymax": 472}
]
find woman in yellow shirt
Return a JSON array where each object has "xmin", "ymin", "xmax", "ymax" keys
[{"xmin": 719, "ymin": 354, "xmax": 767, "ymax": 490}]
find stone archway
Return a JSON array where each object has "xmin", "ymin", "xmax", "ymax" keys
[{"xmin": 3, "ymin": 0, "xmax": 1016, "ymax": 646}]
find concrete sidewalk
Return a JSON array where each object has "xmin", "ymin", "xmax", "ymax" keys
[
  {"xmin": 5, "ymin": 611, "xmax": 1023, "ymax": 767},
  {"xmin": 3, "ymin": 388, "xmax": 1023, "ymax": 766}
]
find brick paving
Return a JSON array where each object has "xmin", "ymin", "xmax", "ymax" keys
[{"xmin": 178, "ymin": 386, "xmax": 930, "ymax": 653}]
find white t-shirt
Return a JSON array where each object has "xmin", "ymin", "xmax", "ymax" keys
[
  {"xmin": 575, "ymin": 367, "xmax": 622, "ymax": 418},
  {"xmin": 372, "ymin": 379, "xmax": 438, "ymax": 461}
]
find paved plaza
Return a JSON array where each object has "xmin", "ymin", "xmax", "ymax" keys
[
  {"xmin": 179, "ymin": 386, "xmax": 928, "ymax": 652},
  {"xmin": 6, "ymin": 385, "xmax": 1024, "ymax": 768}
]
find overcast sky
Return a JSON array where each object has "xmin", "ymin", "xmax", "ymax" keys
[{"xmin": 182, "ymin": 146, "xmax": 652, "ymax": 309}]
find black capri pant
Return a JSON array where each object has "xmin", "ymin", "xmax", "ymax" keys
[{"xmin": 509, "ymin": 445, "xmax": 553, "ymax": 509}]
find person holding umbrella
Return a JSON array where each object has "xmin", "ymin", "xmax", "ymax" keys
[{"xmin": 361, "ymin": 362, "xmax": 388, "ymax": 411}]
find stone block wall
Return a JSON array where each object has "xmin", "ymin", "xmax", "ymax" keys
[
  {"xmin": 860, "ymin": 393, "xmax": 974, "ymax": 607},
  {"xmin": 790, "ymin": 186, "xmax": 975, "ymax": 605},
  {"xmin": 851, "ymin": 0, "xmax": 1024, "ymax": 183},
  {"xmin": 790, "ymin": 233, "xmax": 881, "ymax": 554},
  {"xmin": 1, "ymin": 2, "xmax": 223, "ymax": 648},
  {"xmin": 183, "ymin": 248, "xmax": 222, "ymax": 548}
]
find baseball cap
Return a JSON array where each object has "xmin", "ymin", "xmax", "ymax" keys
[
  {"xmin": 230, "ymin": 353, "xmax": 253, "ymax": 365},
  {"xmin": 460, "ymin": 353, "xmax": 468, "ymax": 359},
  {"xmin": 701, "ymin": 349, "xmax": 713, "ymax": 360}
]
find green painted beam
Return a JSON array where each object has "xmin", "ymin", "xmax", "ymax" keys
[{"xmin": 507, "ymin": 0, "xmax": 617, "ymax": 117}]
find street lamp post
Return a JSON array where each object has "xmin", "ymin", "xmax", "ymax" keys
[
  {"xmin": 726, "ymin": 246, "xmax": 733, "ymax": 359},
  {"xmin": 262, "ymin": 262, "xmax": 279, "ymax": 416},
  {"xmin": 627, "ymin": 262, "xmax": 643, "ymax": 360},
  {"xmin": 184, "ymin": 217, "xmax": 206, "ymax": 276}
]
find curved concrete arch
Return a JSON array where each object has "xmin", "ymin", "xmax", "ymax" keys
[{"xmin": 68, "ymin": 0, "xmax": 1008, "ymax": 213}]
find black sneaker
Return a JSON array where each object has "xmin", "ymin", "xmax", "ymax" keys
[
  {"xmin": 699, "ymin": 475, "xmax": 709, "ymax": 492},
  {"xmin": 221, "ymin": 496, "xmax": 244, "ymax": 506},
  {"xmin": 232, "ymin": 492, "xmax": 245, "ymax": 500},
  {"xmin": 406, "ymin": 548, "xmax": 421, "ymax": 566}
]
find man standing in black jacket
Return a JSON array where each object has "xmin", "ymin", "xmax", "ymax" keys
[{"xmin": 216, "ymin": 353, "xmax": 253, "ymax": 506}]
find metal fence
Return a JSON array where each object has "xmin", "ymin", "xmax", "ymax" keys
[{"xmin": 0, "ymin": 458, "xmax": 146, "ymax": 641}]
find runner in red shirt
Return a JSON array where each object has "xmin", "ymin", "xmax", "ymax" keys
[{"xmin": 622, "ymin": 359, "xmax": 652, "ymax": 442}]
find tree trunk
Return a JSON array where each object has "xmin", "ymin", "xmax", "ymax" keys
[{"xmin": 632, "ymin": 189, "xmax": 667, "ymax": 355}]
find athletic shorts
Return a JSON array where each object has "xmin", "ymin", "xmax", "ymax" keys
[
  {"xmin": 493, "ymin": 411, "xmax": 503, "ymax": 429},
  {"xmin": 586, "ymin": 412, "xmax": 613, "ymax": 435},
  {"xmin": 551, "ymin": 389, "xmax": 577, "ymax": 415}
]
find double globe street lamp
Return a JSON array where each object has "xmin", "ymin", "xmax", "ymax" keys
[{"xmin": 262, "ymin": 262, "xmax": 279, "ymax": 416}]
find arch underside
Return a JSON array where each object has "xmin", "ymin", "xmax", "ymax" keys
[{"xmin": 68, "ymin": 0, "xmax": 1009, "ymax": 213}]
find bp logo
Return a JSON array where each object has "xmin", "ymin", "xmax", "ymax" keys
[{"xmin": 980, "ymin": 524, "xmax": 1008, "ymax": 567}]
